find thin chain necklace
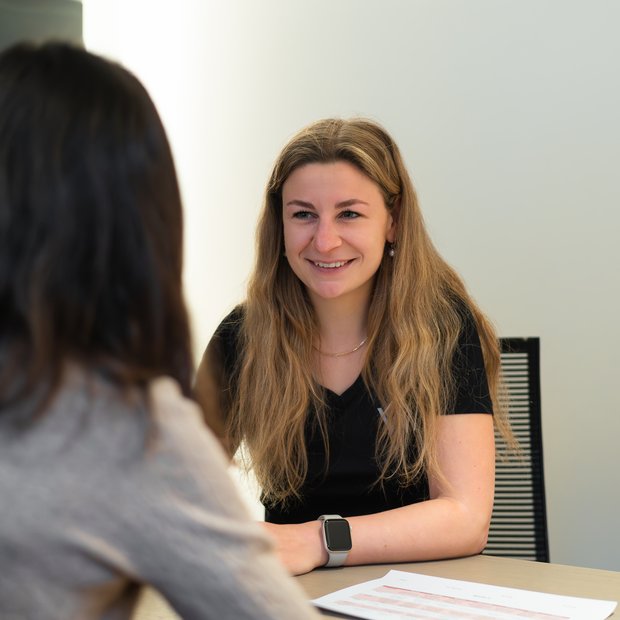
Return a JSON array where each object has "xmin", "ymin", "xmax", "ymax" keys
[{"xmin": 314, "ymin": 337, "xmax": 368, "ymax": 358}]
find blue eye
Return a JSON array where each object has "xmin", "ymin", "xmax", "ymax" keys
[
  {"xmin": 340, "ymin": 210, "xmax": 360, "ymax": 219},
  {"xmin": 292, "ymin": 210, "xmax": 315, "ymax": 220}
]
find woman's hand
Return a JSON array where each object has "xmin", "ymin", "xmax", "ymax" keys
[{"xmin": 261, "ymin": 521, "xmax": 328, "ymax": 575}]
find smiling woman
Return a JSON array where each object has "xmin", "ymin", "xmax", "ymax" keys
[
  {"xmin": 282, "ymin": 161, "xmax": 395, "ymax": 310},
  {"xmin": 195, "ymin": 117, "xmax": 515, "ymax": 576}
]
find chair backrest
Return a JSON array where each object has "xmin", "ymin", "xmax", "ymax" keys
[{"xmin": 484, "ymin": 337, "xmax": 549, "ymax": 562}]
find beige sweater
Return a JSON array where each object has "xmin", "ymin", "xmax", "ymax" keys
[{"xmin": 0, "ymin": 370, "xmax": 319, "ymax": 620}]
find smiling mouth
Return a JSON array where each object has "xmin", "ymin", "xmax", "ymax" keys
[{"xmin": 312, "ymin": 260, "xmax": 351, "ymax": 269}]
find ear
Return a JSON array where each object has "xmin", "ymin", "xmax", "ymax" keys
[{"xmin": 386, "ymin": 198, "xmax": 399, "ymax": 243}]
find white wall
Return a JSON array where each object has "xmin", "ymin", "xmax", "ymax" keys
[{"xmin": 83, "ymin": 0, "xmax": 620, "ymax": 570}]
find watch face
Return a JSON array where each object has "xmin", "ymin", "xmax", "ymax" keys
[{"xmin": 324, "ymin": 518, "xmax": 352, "ymax": 551}]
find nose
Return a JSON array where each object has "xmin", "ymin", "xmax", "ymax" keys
[{"xmin": 313, "ymin": 218, "xmax": 342, "ymax": 253}]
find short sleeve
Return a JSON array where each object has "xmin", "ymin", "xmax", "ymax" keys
[
  {"xmin": 451, "ymin": 311, "xmax": 493, "ymax": 415},
  {"xmin": 211, "ymin": 305, "xmax": 244, "ymax": 387}
]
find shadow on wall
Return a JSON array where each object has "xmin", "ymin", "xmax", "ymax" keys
[{"xmin": 0, "ymin": 0, "xmax": 82, "ymax": 51}]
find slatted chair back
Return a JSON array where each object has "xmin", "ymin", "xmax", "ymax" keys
[{"xmin": 484, "ymin": 337, "xmax": 549, "ymax": 562}]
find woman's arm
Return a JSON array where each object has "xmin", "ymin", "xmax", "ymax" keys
[
  {"xmin": 263, "ymin": 413, "xmax": 495, "ymax": 574},
  {"xmin": 194, "ymin": 337, "xmax": 237, "ymax": 457},
  {"xmin": 132, "ymin": 378, "xmax": 321, "ymax": 619}
]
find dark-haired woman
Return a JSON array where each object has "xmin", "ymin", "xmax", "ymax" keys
[{"xmin": 0, "ymin": 42, "xmax": 319, "ymax": 620}]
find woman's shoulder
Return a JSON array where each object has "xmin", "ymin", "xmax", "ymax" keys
[
  {"xmin": 208, "ymin": 304, "xmax": 246, "ymax": 374},
  {"xmin": 148, "ymin": 377, "xmax": 228, "ymax": 454},
  {"xmin": 448, "ymin": 301, "xmax": 494, "ymax": 414},
  {"xmin": 148, "ymin": 376, "xmax": 200, "ymax": 423},
  {"xmin": 212, "ymin": 304, "xmax": 244, "ymax": 344},
  {"xmin": 455, "ymin": 302, "xmax": 481, "ymax": 348}
]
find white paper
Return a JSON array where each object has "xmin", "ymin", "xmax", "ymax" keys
[{"xmin": 312, "ymin": 569, "xmax": 618, "ymax": 619}]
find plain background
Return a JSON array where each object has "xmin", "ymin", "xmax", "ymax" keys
[
  {"xmin": 81, "ymin": 0, "xmax": 618, "ymax": 571},
  {"xmin": 0, "ymin": 0, "xmax": 82, "ymax": 48}
]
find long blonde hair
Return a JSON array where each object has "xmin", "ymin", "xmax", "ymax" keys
[{"xmin": 229, "ymin": 118, "xmax": 512, "ymax": 506}]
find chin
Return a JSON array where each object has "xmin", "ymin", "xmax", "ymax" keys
[{"xmin": 309, "ymin": 286, "xmax": 347, "ymax": 301}]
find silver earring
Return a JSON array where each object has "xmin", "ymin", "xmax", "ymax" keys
[{"xmin": 388, "ymin": 243, "xmax": 395, "ymax": 258}]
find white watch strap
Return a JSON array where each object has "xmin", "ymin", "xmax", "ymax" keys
[
  {"xmin": 324, "ymin": 548, "xmax": 349, "ymax": 567},
  {"xmin": 318, "ymin": 514, "xmax": 350, "ymax": 567}
]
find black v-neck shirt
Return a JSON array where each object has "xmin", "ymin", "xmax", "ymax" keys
[{"xmin": 210, "ymin": 307, "xmax": 492, "ymax": 524}]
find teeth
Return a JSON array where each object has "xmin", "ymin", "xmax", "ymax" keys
[{"xmin": 315, "ymin": 260, "xmax": 347, "ymax": 269}]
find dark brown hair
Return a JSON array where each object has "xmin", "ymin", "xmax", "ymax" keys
[{"xmin": 0, "ymin": 42, "xmax": 193, "ymax": 412}]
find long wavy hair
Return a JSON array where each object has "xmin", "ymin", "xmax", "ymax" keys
[
  {"xmin": 0, "ymin": 42, "xmax": 193, "ymax": 415},
  {"xmin": 230, "ymin": 118, "xmax": 513, "ymax": 506}
]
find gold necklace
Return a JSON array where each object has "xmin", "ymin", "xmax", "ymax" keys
[{"xmin": 314, "ymin": 337, "xmax": 368, "ymax": 358}]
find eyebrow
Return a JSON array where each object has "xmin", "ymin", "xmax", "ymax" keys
[{"xmin": 284, "ymin": 198, "xmax": 369, "ymax": 209}]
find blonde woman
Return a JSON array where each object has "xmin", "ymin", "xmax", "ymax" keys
[{"xmin": 196, "ymin": 118, "xmax": 513, "ymax": 576}]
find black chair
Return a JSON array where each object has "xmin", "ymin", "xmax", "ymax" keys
[{"xmin": 483, "ymin": 337, "xmax": 549, "ymax": 562}]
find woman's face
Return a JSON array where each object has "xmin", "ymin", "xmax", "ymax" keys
[{"xmin": 282, "ymin": 160, "xmax": 395, "ymax": 308}]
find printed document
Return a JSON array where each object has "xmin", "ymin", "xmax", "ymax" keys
[{"xmin": 312, "ymin": 569, "xmax": 617, "ymax": 619}]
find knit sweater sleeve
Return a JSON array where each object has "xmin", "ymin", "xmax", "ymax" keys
[{"xmin": 101, "ymin": 378, "xmax": 319, "ymax": 620}]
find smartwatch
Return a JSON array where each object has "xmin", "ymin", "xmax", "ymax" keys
[{"xmin": 318, "ymin": 514, "xmax": 352, "ymax": 567}]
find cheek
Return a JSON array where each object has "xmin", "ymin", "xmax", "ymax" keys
[
  {"xmin": 282, "ymin": 223, "xmax": 292, "ymax": 252},
  {"xmin": 283, "ymin": 224, "xmax": 309, "ymax": 253},
  {"xmin": 370, "ymin": 229, "xmax": 391, "ymax": 253},
  {"xmin": 284, "ymin": 250, "xmax": 306, "ymax": 284},
  {"xmin": 282, "ymin": 228, "xmax": 301, "ymax": 271}
]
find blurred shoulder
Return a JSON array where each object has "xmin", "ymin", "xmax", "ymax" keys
[
  {"xmin": 148, "ymin": 377, "xmax": 229, "ymax": 461},
  {"xmin": 149, "ymin": 376, "xmax": 209, "ymax": 433}
]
